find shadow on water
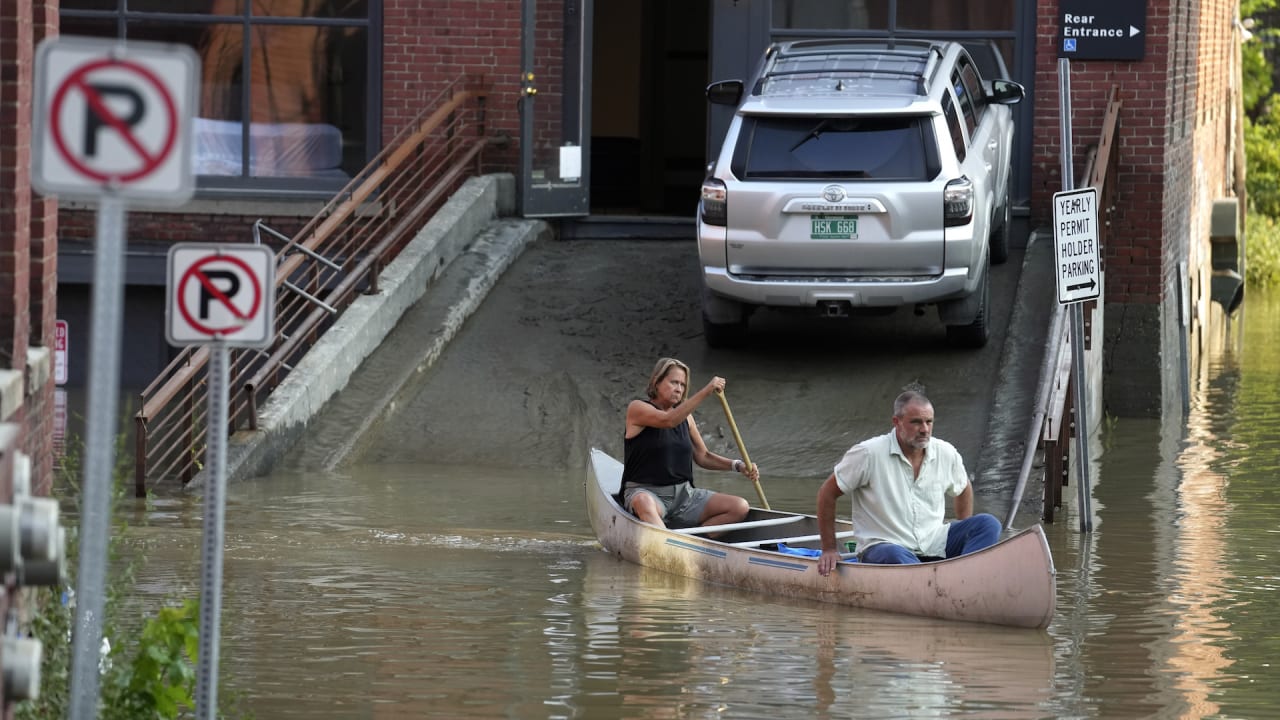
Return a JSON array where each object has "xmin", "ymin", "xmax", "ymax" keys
[{"xmin": 106, "ymin": 289, "xmax": 1280, "ymax": 718}]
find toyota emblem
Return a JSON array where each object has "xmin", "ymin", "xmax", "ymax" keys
[{"xmin": 822, "ymin": 185, "xmax": 846, "ymax": 203}]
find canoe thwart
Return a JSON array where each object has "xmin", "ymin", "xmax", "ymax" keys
[
  {"xmin": 674, "ymin": 515, "xmax": 805, "ymax": 535},
  {"xmin": 730, "ymin": 530, "xmax": 856, "ymax": 548}
]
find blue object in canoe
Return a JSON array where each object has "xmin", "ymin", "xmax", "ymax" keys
[{"xmin": 776, "ymin": 543, "xmax": 847, "ymax": 559}]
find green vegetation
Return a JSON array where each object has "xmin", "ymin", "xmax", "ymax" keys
[
  {"xmin": 1244, "ymin": 0, "xmax": 1280, "ymax": 285},
  {"xmin": 15, "ymin": 436, "xmax": 240, "ymax": 719},
  {"xmin": 1244, "ymin": 212, "xmax": 1280, "ymax": 286},
  {"xmin": 18, "ymin": 585, "xmax": 201, "ymax": 720}
]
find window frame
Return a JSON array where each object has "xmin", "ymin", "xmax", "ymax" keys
[
  {"xmin": 958, "ymin": 60, "xmax": 986, "ymax": 123},
  {"xmin": 950, "ymin": 70, "xmax": 977, "ymax": 140},
  {"xmin": 58, "ymin": 2, "xmax": 382, "ymax": 199},
  {"xmin": 940, "ymin": 92, "xmax": 967, "ymax": 163}
]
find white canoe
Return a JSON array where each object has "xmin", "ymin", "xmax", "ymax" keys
[{"xmin": 586, "ymin": 448, "xmax": 1056, "ymax": 629}]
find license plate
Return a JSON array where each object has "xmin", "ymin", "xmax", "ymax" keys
[{"xmin": 810, "ymin": 214, "xmax": 858, "ymax": 240}]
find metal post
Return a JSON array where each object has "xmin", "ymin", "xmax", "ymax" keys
[
  {"xmin": 1069, "ymin": 307, "xmax": 1094, "ymax": 531},
  {"xmin": 69, "ymin": 195, "xmax": 127, "ymax": 719},
  {"xmin": 1058, "ymin": 58, "xmax": 1094, "ymax": 533},
  {"xmin": 195, "ymin": 342, "xmax": 230, "ymax": 719}
]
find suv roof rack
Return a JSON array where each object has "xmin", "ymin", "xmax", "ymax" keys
[
  {"xmin": 780, "ymin": 37, "xmax": 942, "ymax": 55},
  {"xmin": 753, "ymin": 39, "xmax": 947, "ymax": 97}
]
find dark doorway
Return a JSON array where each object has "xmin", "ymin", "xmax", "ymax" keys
[{"xmin": 590, "ymin": 1, "xmax": 710, "ymax": 217}]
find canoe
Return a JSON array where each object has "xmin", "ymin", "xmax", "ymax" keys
[{"xmin": 585, "ymin": 448, "xmax": 1057, "ymax": 629}]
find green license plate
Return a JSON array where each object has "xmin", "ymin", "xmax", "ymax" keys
[{"xmin": 810, "ymin": 214, "xmax": 858, "ymax": 240}]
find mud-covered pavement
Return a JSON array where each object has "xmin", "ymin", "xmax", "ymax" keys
[{"xmin": 286, "ymin": 230, "xmax": 1051, "ymax": 518}]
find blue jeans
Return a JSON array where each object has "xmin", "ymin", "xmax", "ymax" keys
[{"xmin": 859, "ymin": 514, "xmax": 1002, "ymax": 564}]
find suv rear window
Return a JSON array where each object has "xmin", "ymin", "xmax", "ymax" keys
[{"xmin": 730, "ymin": 115, "xmax": 941, "ymax": 181}]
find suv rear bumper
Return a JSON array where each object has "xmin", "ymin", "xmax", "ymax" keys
[{"xmin": 701, "ymin": 265, "xmax": 976, "ymax": 309}]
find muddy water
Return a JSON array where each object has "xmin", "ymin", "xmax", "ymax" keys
[{"xmin": 109, "ymin": 272, "xmax": 1280, "ymax": 718}]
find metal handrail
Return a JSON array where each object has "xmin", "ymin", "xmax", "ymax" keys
[
  {"xmin": 134, "ymin": 75, "xmax": 491, "ymax": 496},
  {"xmin": 1006, "ymin": 84, "xmax": 1121, "ymax": 526}
]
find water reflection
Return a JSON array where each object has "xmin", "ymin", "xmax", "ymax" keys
[
  {"xmin": 1046, "ymin": 287, "xmax": 1280, "ymax": 720},
  {"xmin": 102, "ymin": 289, "xmax": 1280, "ymax": 718},
  {"xmin": 578, "ymin": 560, "xmax": 1054, "ymax": 720}
]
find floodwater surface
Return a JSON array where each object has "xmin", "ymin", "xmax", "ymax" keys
[{"xmin": 101, "ymin": 287, "xmax": 1280, "ymax": 719}]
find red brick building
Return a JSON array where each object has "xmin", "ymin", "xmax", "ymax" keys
[{"xmin": 1032, "ymin": 0, "xmax": 1246, "ymax": 417}]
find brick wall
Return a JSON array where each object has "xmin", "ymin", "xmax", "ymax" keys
[
  {"xmin": 0, "ymin": 0, "xmax": 60, "ymax": 711},
  {"xmin": 58, "ymin": 207, "xmax": 309, "ymax": 247},
  {"xmin": 382, "ymin": 0, "xmax": 527, "ymax": 175},
  {"xmin": 1031, "ymin": 2, "xmax": 1172, "ymax": 304},
  {"xmin": 1032, "ymin": 0, "xmax": 1242, "ymax": 417},
  {"xmin": 1, "ymin": 0, "xmax": 58, "ymax": 492},
  {"xmin": 1180, "ymin": 0, "xmax": 1245, "ymax": 417}
]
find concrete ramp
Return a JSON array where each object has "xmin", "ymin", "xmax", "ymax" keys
[
  {"xmin": 215, "ymin": 174, "xmax": 550, "ymax": 484},
  {"xmin": 281, "ymin": 219, "xmax": 551, "ymax": 471}
]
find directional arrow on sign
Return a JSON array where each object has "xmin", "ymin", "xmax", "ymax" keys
[
  {"xmin": 1130, "ymin": 25, "xmax": 1141, "ymax": 36},
  {"xmin": 1068, "ymin": 278, "xmax": 1098, "ymax": 293}
]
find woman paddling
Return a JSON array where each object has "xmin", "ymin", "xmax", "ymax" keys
[{"xmin": 620, "ymin": 357, "xmax": 756, "ymax": 531}]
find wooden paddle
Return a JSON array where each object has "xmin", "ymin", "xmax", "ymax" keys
[{"xmin": 715, "ymin": 390, "xmax": 770, "ymax": 509}]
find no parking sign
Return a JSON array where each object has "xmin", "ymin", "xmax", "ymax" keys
[
  {"xmin": 32, "ymin": 36, "xmax": 198, "ymax": 204},
  {"xmin": 166, "ymin": 244, "xmax": 276, "ymax": 347}
]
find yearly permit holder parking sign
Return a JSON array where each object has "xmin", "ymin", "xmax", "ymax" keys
[{"xmin": 166, "ymin": 244, "xmax": 276, "ymax": 348}]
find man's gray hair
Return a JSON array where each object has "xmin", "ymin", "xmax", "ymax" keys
[{"xmin": 893, "ymin": 387, "xmax": 931, "ymax": 417}]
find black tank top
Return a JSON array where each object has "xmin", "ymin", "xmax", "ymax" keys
[{"xmin": 621, "ymin": 402, "xmax": 694, "ymax": 491}]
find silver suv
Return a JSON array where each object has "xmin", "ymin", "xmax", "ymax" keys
[{"xmin": 697, "ymin": 38, "xmax": 1024, "ymax": 348}]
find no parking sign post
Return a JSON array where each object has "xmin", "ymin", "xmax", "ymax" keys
[
  {"xmin": 32, "ymin": 36, "xmax": 200, "ymax": 720},
  {"xmin": 167, "ymin": 243, "xmax": 275, "ymax": 720}
]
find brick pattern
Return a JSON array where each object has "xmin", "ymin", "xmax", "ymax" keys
[
  {"xmin": 1031, "ymin": 1, "xmax": 1172, "ymax": 305},
  {"xmin": 1033, "ymin": 0, "xmax": 1241, "ymax": 416},
  {"xmin": 1, "ymin": 0, "xmax": 60, "ymax": 710},
  {"xmin": 382, "ymin": 0, "xmax": 526, "ymax": 174},
  {"xmin": 58, "ymin": 208, "xmax": 309, "ymax": 247},
  {"xmin": 1, "ymin": 0, "xmax": 35, "ymax": 371},
  {"xmin": 2, "ymin": 0, "xmax": 60, "ymax": 472},
  {"xmin": 30, "ymin": 0, "xmax": 58, "ymax": 354},
  {"xmin": 1032, "ymin": 0, "xmax": 1241, "ymax": 308}
]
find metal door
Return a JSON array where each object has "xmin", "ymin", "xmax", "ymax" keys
[{"xmin": 520, "ymin": 0, "xmax": 592, "ymax": 217}]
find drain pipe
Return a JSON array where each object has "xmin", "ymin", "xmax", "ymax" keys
[{"xmin": 1004, "ymin": 285, "xmax": 1067, "ymax": 530}]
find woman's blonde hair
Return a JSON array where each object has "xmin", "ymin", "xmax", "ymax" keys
[{"xmin": 646, "ymin": 357, "xmax": 691, "ymax": 401}]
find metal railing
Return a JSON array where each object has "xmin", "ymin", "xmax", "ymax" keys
[
  {"xmin": 1006, "ymin": 84, "xmax": 1121, "ymax": 525},
  {"xmin": 134, "ymin": 75, "xmax": 492, "ymax": 496}
]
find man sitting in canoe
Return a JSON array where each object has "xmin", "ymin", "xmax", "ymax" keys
[
  {"xmin": 621, "ymin": 357, "xmax": 757, "ymax": 532},
  {"xmin": 816, "ymin": 388, "xmax": 1001, "ymax": 572}
]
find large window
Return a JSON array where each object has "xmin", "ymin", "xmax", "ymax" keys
[{"xmin": 61, "ymin": 1, "xmax": 376, "ymax": 195}]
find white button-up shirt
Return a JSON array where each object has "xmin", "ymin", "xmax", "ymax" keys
[{"xmin": 833, "ymin": 429, "xmax": 969, "ymax": 557}]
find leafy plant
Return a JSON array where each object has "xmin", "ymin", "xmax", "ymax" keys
[
  {"xmin": 1246, "ymin": 106, "xmax": 1280, "ymax": 218},
  {"xmin": 1243, "ymin": 0, "xmax": 1280, "ymax": 283},
  {"xmin": 1245, "ymin": 212, "xmax": 1280, "ymax": 286},
  {"xmin": 1242, "ymin": 1, "xmax": 1276, "ymax": 115},
  {"xmin": 100, "ymin": 600, "xmax": 200, "ymax": 720}
]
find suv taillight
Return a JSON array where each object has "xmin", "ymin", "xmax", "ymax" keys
[
  {"xmin": 701, "ymin": 179, "xmax": 727, "ymax": 226},
  {"xmin": 943, "ymin": 176, "xmax": 974, "ymax": 227}
]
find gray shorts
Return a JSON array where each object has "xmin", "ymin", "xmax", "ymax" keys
[{"xmin": 624, "ymin": 481, "xmax": 714, "ymax": 528}]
